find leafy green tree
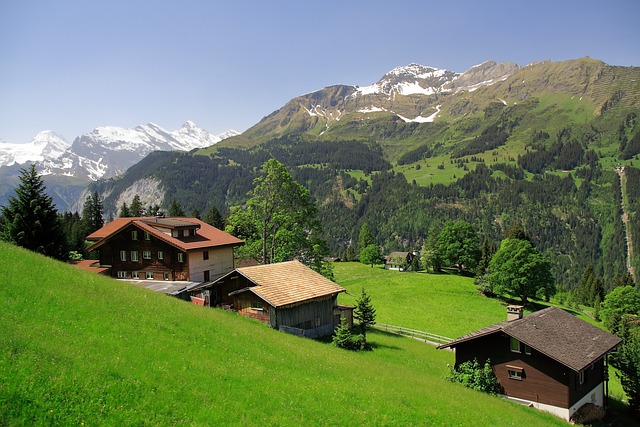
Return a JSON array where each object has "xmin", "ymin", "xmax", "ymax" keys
[
  {"xmin": 230, "ymin": 159, "xmax": 329, "ymax": 275},
  {"xmin": 600, "ymin": 286, "xmax": 640, "ymax": 332},
  {"xmin": 354, "ymin": 288, "xmax": 376, "ymax": 341},
  {"xmin": 167, "ymin": 199, "xmax": 186, "ymax": 217},
  {"xmin": 488, "ymin": 238, "xmax": 554, "ymax": 304},
  {"xmin": 81, "ymin": 191, "xmax": 104, "ymax": 236},
  {"xmin": 421, "ymin": 225, "xmax": 442, "ymax": 273},
  {"xmin": 203, "ymin": 204, "xmax": 225, "ymax": 229},
  {"xmin": 129, "ymin": 195, "xmax": 143, "ymax": 217},
  {"xmin": 359, "ymin": 244, "xmax": 382, "ymax": 268},
  {"xmin": 438, "ymin": 220, "xmax": 480, "ymax": 273},
  {"xmin": 505, "ymin": 223, "xmax": 531, "ymax": 242},
  {"xmin": 0, "ymin": 164, "xmax": 67, "ymax": 260},
  {"xmin": 357, "ymin": 223, "xmax": 374, "ymax": 254}
]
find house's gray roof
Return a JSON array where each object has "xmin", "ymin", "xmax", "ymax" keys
[{"xmin": 438, "ymin": 306, "xmax": 622, "ymax": 372}]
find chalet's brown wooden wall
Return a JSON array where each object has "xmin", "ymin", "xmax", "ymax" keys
[
  {"xmin": 455, "ymin": 332, "xmax": 572, "ymax": 409},
  {"xmin": 234, "ymin": 293, "xmax": 270, "ymax": 324},
  {"xmin": 100, "ymin": 224, "xmax": 187, "ymax": 280},
  {"xmin": 275, "ymin": 296, "xmax": 337, "ymax": 330},
  {"xmin": 569, "ymin": 359, "xmax": 604, "ymax": 406}
]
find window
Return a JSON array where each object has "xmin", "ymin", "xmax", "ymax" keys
[
  {"xmin": 579, "ymin": 370, "xmax": 585, "ymax": 385},
  {"xmin": 163, "ymin": 272, "xmax": 169, "ymax": 281},
  {"xmin": 131, "ymin": 230, "xmax": 138, "ymax": 240},
  {"xmin": 132, "ymin": 271, "xmax": 140, "ymax": 279},
  {"xmin": 146, "ymin": 272, "xmax": 154, "ymax": 280},
  {"xmin": 203, "ymin": 250, "xmax": 209, "ymax": 260},
  {"xmin": 510, "ymin": 337, "xmax": 521, "ymax": 353},
  {"xmin": 117, "ymin": 271, "xmax": 127, "ymax": 278},
  {"xmin": 251, "ymin": 301, "xmax": 263, "ymax": 310},
  {"xmin": 178, "ymin": 253, "xmax": 184, "ymax": 263},
  {"xmin": 143, "ymin": 250, "xmax": 151, "ymax": 260},
  {"xmin": 120, "ymin": 250, "xmax": 127, "ymax": 261},
  {"xmin": 204, "ymin": 270, "xmax": 210, "ymax": 281},
  {"xmin": 144, "ymin": 231, "xmax": 151, "ymax": 240},
  {"xmin": 157, "ymin": 251, "xmax": 164, "ymax": 260},
  {"xmin": 508, "ymin": 369, "xmax": 523, "ymax": 380},
  {"xmin": 131, "ymin": 251, "xmax": 139, "ymax": 262},
  {"xmin": 524, "ymin": 344, "xmax": 532, "ymax": 355}
]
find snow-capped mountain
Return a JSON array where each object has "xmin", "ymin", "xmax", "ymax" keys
[
  {"xmin": 0, "ymin": 122, "xmax": 239, "ymax": 181},
  {"xmin": 238, "ymin": 61, "xmax": 521, "ymax": 142},
  {"xmin": 0, "ymin": 131, "xmax": 70, "ymax": 167}
]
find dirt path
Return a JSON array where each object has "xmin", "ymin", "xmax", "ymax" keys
[{"xmin": 616, "ymin": 166, "xmax": 636, "ymax": 282}]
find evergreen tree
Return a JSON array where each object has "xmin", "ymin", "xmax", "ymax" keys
[
  {"xmin": 191, "ymin": 209, "xmax": 201, "ymax": 220},
  {"xmin": 129, "ymin": 195, "xmax": 143, "ymax": 217},
  {"xmin": 354, "ymin": 288, "xmax": 376, "ymax": 341},
  {"xmin": 203, "ymin": 204, "xmax": 225, "ymax": 229},
  {"xmin": 357, "ymin": 223, "xmax": 374, "ymax": 255},
  {"xmin": 81, "ymin": 191, "xmax": 104, "ymax": 236},
  {"xmin": 167, "ymin": 199, "xmax": 186, "ymax": 217},
  {"xmin": 612, "ymin": 320, "xmax": 640, "ymax": 412},
  {"xmin": 118, "ymin": 202, "xmax": 131, "ymax": 218},
  {"xmin": 344, "ymin": 244, "xmax": 357, "ymax": 262},
  {"xmin": 0, "ymin": 164, "xmax": 67, "ymax": 260},
  {"xmin": 505, "ymin": 223, "xmax": 531, "ymax": 241}
]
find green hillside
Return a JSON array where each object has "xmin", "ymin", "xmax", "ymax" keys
[{"xmin": 0, "ymin": 242, "xmax": 568, "ymax": 426}]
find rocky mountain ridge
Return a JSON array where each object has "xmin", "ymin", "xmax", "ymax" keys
[{"xmin": 0, "ymin": 121, "xmax": 238, "ymax": 181}]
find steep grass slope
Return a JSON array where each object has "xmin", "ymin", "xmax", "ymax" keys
[{"xmin": 0, "ymin": 243, "xmax": 565, "ymax": 426}]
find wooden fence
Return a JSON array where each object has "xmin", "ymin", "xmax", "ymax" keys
[{"xmin": 373, "ymin": 323, "xmax": 452, "ymax": 346}]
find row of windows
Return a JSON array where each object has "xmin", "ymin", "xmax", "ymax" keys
[
  {"xmin": 119, "ymin": 250, "xmax": 184, "ymax": 263},
  {"xmin": 117, "ymin": 271, "xmax": 170, "ymax": 280},
  {"xmin": 509, "ymin": 337, "xmax": 532, "ymax": 355},
  {"xmin": 131, "ymin": 230, "xmax": 152, "ymax": 241}
]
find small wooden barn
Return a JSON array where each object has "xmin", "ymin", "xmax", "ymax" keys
[
  {"xmin": 438, "ymin": 306, "xmax": 622, "ymax": 421},
  {"xmin": 180, "ymin": 260, "xmax": 352, "ymax": 338}
]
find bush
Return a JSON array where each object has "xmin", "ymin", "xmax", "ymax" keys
[
  {"xmin": 332, "ymin": 317, "xmax": 367, "ymax": 351},
  {"xmin": 447, "ymin": 359, "xmax": 501, "ymax": 395}
]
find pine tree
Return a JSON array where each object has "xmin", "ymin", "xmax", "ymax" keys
[
  {"xmin": 81, "ymin": 191, "xmax": 104, "ymax": 236},
  {"xmin": 357, "ymin": 223, "xmax": 374, "ymax": 254},
  {"xmin": 118, "ymin": 202, "xmax": 131, "ymax": 218},
  {"xmin": 203, "ymin": 204, "xmax": 224, "ymax": 229},
  {"xmin": 129, "ymin": 195, "xmax": 143, "ymax": 217},
  {"xmin": 0, "ymin": 164, "xmax": 67, "ymax": 260},
  {"xmin": 354, "ymin": 288, "xmax": 376, "ymax": 340},
  {"xmin": 167, "ymin": 199, "xmax": 186, "ymax": 217}
]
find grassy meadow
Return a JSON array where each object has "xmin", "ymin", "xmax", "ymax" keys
[{"xmin": 0, "ymin": 243, "xmax": 572, "ymax": 426}]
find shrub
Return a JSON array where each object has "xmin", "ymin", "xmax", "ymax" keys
[
  {"xmin": 447, "ymin": 359, "xmax": 501, "ymax": 395},
  {"xmin": 332, "ymin": 317, "xmax": 367, "ymax": 351}
]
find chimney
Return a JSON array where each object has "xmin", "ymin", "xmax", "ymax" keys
[{"xmin": 507, "ymin": 305, "xmax": 524, "ymax": 321}]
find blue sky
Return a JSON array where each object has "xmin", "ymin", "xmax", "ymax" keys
[{"xmin": 1, "ymin": 0, "xmax": 639, "ymax": 144}]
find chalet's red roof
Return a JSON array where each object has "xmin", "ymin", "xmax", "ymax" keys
[
  {"xmin": 438, "ymin": 306, "xmax": 622, "ymax": 372},
  {"xmin": 217, "ymin": 260, "xmax": 345, "ymax": 308},
  {"xmin": 86, "ymin": 217, "xmax": 244, "ymax": 252}
]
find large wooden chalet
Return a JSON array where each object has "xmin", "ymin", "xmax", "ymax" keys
[
  {"xmin": 438, "ymin": 306, "xmax": 622, "ymax": 421},
  {"xmin": 176, "ymin": 260, "xmax": 353, "ymax": 338},
  {"xmin": 86, "ymin": 216, "xmax": 244, "ymax": 283}
]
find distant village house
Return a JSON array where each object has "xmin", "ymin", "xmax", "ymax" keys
[{"xmin": 384, "ymin": 251, "xmax": 418, "ymax": 271}]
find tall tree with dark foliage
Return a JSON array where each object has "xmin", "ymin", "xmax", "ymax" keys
[{"xmin": 1, "ymin": 164, "xmax": 67, "ymax": 260}]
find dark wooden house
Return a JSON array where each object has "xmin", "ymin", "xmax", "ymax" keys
[
  {"xmin": 438, "ymin": 306, "xmax": 621, "ymax": 421},
  {"xmin": 180, "ymin": 260, "xmax": 353, "ymax": 338},
  {"xmin": 86, "ymin": 217, "xmax": 243, "ymax": 283}
]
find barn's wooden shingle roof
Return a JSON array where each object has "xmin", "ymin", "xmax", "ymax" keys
[
  {"xmin": 438, "ymin": 306, "xmax": 622, "ymax": 372},
  {"xmin": 219, "ymin": 260, "xmax": 345, "ymax": 308},
  {"xmin": 86, "ymin": 217, "xmax": 243, "ymax": 252}
]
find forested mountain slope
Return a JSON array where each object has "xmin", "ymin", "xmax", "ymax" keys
[{"xmin": 87, "ymin": 58, "xmax": 640, "ymax": 290}]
